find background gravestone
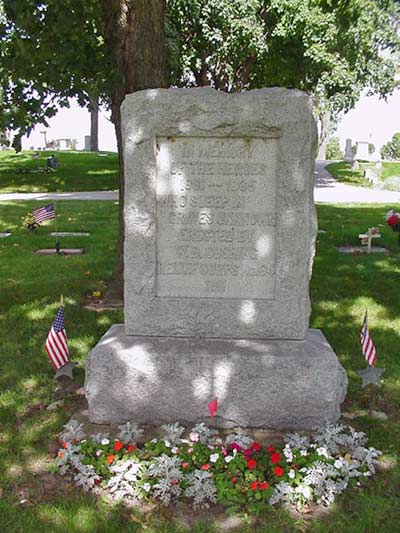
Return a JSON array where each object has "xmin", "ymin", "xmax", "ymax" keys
[{"xmin": 85, "ymin": 88, "xmax": 347, "ymax": 429}]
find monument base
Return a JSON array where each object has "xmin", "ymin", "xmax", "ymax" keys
[{"xmin": 85, "ymin": 325, "xmax": 348, "ymax": 430}]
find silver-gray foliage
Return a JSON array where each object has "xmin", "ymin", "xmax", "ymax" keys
[
  {"xmin": 117, "ymin": 421, "xmax": 144, "ymax": 444},
  {"xmin": 161, "ymin": 422, "xmax": 185, "ymax": 444},
  {"xmin": 190, "ymin": 423, "xmax": 218, "ymax": 444},
  {"xmin": 60, "ymin": 419, "xmax": 86, "ymax": 443},
  {"xmin": 107, "ymin": 460, "xmax": 144, "ymax": 500},
  {"xmin": 184, "ymin": 470, "xmax": 217, "ymax": 509}
]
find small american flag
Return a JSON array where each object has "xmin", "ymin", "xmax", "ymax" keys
[
  {"xmin": 33, "ymin": 204, "xmax": 55, "ymax": 224},
  {"xmin": 360, "ymin": 310, "xmax": 377, "ymax": 367},
  {"xmin": 45, "ymin": 306, "xmax": 70, "ymax": 370}
]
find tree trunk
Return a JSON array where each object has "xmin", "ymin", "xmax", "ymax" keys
[
  {"xmin": 102, "ymin": 0, "xmax": 167, "ymax": 300},
  {"xmin": 89, "ymin": 95, "xmax": 99, "ymax": 152}
]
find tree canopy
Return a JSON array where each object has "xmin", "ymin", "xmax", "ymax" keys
[
  {"xmin": 381, "ymin": 132, "xmax": 400, "ymax": 159},
  {"xmin": 1, "ymin": 0, "xmax": 399, "ymax": 149}
]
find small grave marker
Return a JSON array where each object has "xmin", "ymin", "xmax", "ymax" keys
[
  {"xmin": 358, "ymin": 227, "xmax": 381, "ymax": 253},
  {"xmin": 36, "ymin": 248, "xmax": 85, "ymax": 256},
  {"xmin": 0, "ymin": 232, "xmax": 11, "ymax": 238},
  {"xmin": 51, "ymin": 232, "xmax": 90, "ymax": 237}
]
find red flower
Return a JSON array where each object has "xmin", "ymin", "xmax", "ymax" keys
[
  {"xmin": 244, "ymin": 448, "xmax": 253, "ymax": 458},
  {"xmin": 106, "ymin": 454, "xmax": 115, "ymax": 465},
  {"xmin": 230, "ymin": 443, "xmax": 242, "ymax": 452},
  {"xmin": 247, "ymin": 458, "xmax": 257, "ymax": 470},
  {"xmin": 60, "ymin": 440, "xmax": 68, "ymax": 449},
  {"xmin": 259, "ymin": 481, "xmax": 269, "ymax": 490},
  {"xmin": 267, "ymin": 445, "xmax": 275, "ymax": 453},
  {"xmin": 126, "ymin": 444, "xmax": 137, "ymax": 453},
  {"xmin": 252, "ymin": 442, "xmax": 261, "ymax": 451},
  {"xmin": 274, "ymin": 466, "xmax": 284, "ymax": 477},
  {"xmin": 182, "ymin": 462, "xmax": 190, "ymax": 468},
  {"xmin": 270, "ymin": 452, "xmax": 281, "ymax": 464},
  {"xmin": 231, "ymin": 476, "xmax": 237, "ymax": 484},
  {"xmin": 171, "ymin": 479, "xmax": 179, "ymax": 485},
  {"xmin": 114, "ymin": 440, "xmax": 123, "ymax": 451},
  {"xmin": 58, "ymin": 451, "xmax": 64, "ymax": 459},
  {"xmin": 250, "ymin": 481, "xmax": 259, "ymax": 491},
  {"xmin": 201, "ymin": 463, "xmax": 211, "ymax": 470}
]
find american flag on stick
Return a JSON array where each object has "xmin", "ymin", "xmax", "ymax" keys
[
  {"xmin": 45, "ymin": 305, "xmax": 70, "ymax": 370},
  {"xmin": 33, "ymin": 203, "xmax": 55, "ymax": 224},
  {"xmin": 360, "ymin": 309, "xmax": 377, "ymax": 367}
]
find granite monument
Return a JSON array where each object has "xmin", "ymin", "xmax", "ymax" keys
[{"xmin": 85, "ymin": 88, "xmax": 347, "ymax": 429}]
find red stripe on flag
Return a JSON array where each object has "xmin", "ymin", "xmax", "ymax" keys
[{"xmin": 45, "ymin": 337, "xmax": 63, "ymax": 369}]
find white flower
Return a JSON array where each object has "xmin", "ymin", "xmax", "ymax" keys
[
  {"xmin": 363, "ymin": 471, "xmax": 371, "ymax": 477},
  {"xmin": 101, "ymin": 438, "xmax": 110, "ymax": 445},
  {"xmin": 171, "ymin": 447, "xmax": 178, "ymax": 454},
  {"xmin": 190, "ymin": 432, "xmax": 200, "ymax": 442},
  {"xmin": 232, "ymin": 449, "xmax": 237, "ymax": 457},
  {"xmin": 283, "ymin": 445, "xmax": 293, "ymax": 462},
  {"xmin": 142, "ymin": 482, "xmax": 151, "ymax": 492},
  {"xmin": 95, "ymin": 450, "xmax": 103, "ymax": 457},
  {"xmin": 210, "ymin": 453, "xmax": 219, "ymax": 463},
  {"xmin": 151, "ymin": 438, "xmax": 158, "ymax": 444},
  {"xmin": 188, "ymin": 447, "xmax": 193, "ymax": 454},
  {"xmin": 300, "ymin": 450, "xmax": 309, "ymax": 456},
  {"xmin": 334, "ymin": 459, "xmax": 343, "ymax": 469},
  {"xmin": 164, "ymin": 440, "xmax": 171, "ymax": 448},
  {"xmin": 288, "ymin": 469, "xmax": 295, "ymax": 479},
  {"xmin": 295, "ymin": 485, "xmax": 311, "ymax": 499},
  {"xmin": 225, "ymin": 455, "xmax": 234, "ymax": 463},
  {"xmin": 316, "ymin": 447, "xmax": 329, "ymax": 458}
]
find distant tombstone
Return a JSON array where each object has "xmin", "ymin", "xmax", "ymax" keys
[
  {"xmin": 355, "ymin": 141, "xmax": 369, "ymax": 161},
  {"xmin": 46, "ymin": 154, "xmax": 60, "ymax": 169},
  {"xmin": 364, "ymin": 168, "xmax": 379, "ymax": 185},
  {"xmin": 85, "ymin": 87, "xmax": 348, "ymax": 430},
  {"xmin": 84, "ymin": 136, "xmax": 91, "ymax": 151},
  {"xmin": 344, "ymin": 138, "xmax": 353, "ymax": 162},
  {"xmin": 352, "ymin": 160, "xmax": 360, "ymax": 170}
]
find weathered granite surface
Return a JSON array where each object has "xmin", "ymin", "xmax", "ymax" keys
[
  {"xmin": 85, "ymin": 325, "xmax": 348, "ymax": 429},
  {"xmin": 122, "ymin": 88, "xmax": 318, "ymax": 340}
]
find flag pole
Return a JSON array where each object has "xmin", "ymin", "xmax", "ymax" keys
[
  {"xmin": 61, "ymin": 294, "xmax": 64, "ymax": 307},
  {"xmin": 54, "ymin": 203, "xmax": 60, "ymax": 254}
]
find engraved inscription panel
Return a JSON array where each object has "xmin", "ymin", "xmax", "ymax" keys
[{"xmin": 156, "ymin": 137, "xmax": 277, "ymax": 299}]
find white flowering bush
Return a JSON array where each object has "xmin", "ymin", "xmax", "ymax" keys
[{"xmin": 56, "ymin": 420, "xmax": 382, "ymax": 513}]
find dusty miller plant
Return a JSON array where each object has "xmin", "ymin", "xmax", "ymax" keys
[
  {"xmin": 107, "ymin": 460, "xmax": 144, "ymax": 500},
  {"xmin": 225, "ymin": 431, "xmax": 253, "ymax": 450},
  {"xmin": 117, "ymin": 421, "xmax": 144, "ymax": 444},
  {"xmin": 74, "ymin": 464, "xmax": 101, "ymax": 492},
  {"xmin": 161, "ymin": 422, "xmax": 185, "ymax": 444},
  {"xmin": 60, "ymin": 419, "xmax": 86, "ymax": 443},
  {"xmin": 148, "ymin": 454, "xmax": 184, "ymax": 506},
  {"xmin": 184, "ymin": 470, "xmax": 217, "ymax": 509},
  {"xmin": 190, "ymin": 422, "xmax": 218, "ymax": 444}
]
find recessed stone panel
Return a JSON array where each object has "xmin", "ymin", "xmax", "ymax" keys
[
  {"xmin": 156, "ymin": 137, "xmax": 277, "ymax": 299},
  {"xmin": 122, "ymin": 88, "xmax": 318, "ymax": 339}
]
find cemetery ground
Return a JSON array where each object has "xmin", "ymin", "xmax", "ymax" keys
[
  {"xmin": 326, "ymin": 161, "xmax": 400, "ymax": 189},
  {"xmin": 0, "ymin": 151, "xmax": 119, "ymax": 193},
  {"xmin": 1, "ymin": 201, "xmax": 400, "ymax": 532}
]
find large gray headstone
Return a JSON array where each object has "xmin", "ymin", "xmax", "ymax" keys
[
  {"xmin": 85, "ymin": 87, "xmax": 348, "ymax": 430},
  {"xmin": 122, "ymin": 88, "xmax": 317, "ymax": 340}
]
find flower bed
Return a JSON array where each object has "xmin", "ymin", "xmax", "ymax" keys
[{"xmin": 56, "ymin": 420, "xmax": 381, "ymax": 513}]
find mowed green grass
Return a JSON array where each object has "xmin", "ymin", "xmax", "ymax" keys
[
  {"xmin": 0, "ymin": 150, "xmax": 119, "ymax": 192},
  {"xmin": 327, "ymin": 161, "xmax": 400, "ymax": 187},
  {"xmin": 1, "ymin": 201, "xmax": 400, "ymax": 531}
]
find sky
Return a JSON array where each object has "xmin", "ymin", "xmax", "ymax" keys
[{"xmin": 22, "ymin": 89, "xmax": 400, "ymax": 155}]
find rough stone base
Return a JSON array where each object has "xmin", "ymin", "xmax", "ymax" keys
[{"xmin": 85, "ymin": 325, "xmax": 348, "ymax": 430}]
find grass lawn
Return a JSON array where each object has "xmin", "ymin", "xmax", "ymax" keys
[
  {"xmin": 325, "ymin": 162, "xmax": 371, "ymax": 187},
  {"xmin": 326, "ymin": 161, "xmax": 400, "ymax": 189},
  {"xmin": 0, "ymin": 150, "xmax": 119, "ymax": 192},
  {"xmin": 1, "ymin": 201, "xmax": 400, "ymax": 531}
]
